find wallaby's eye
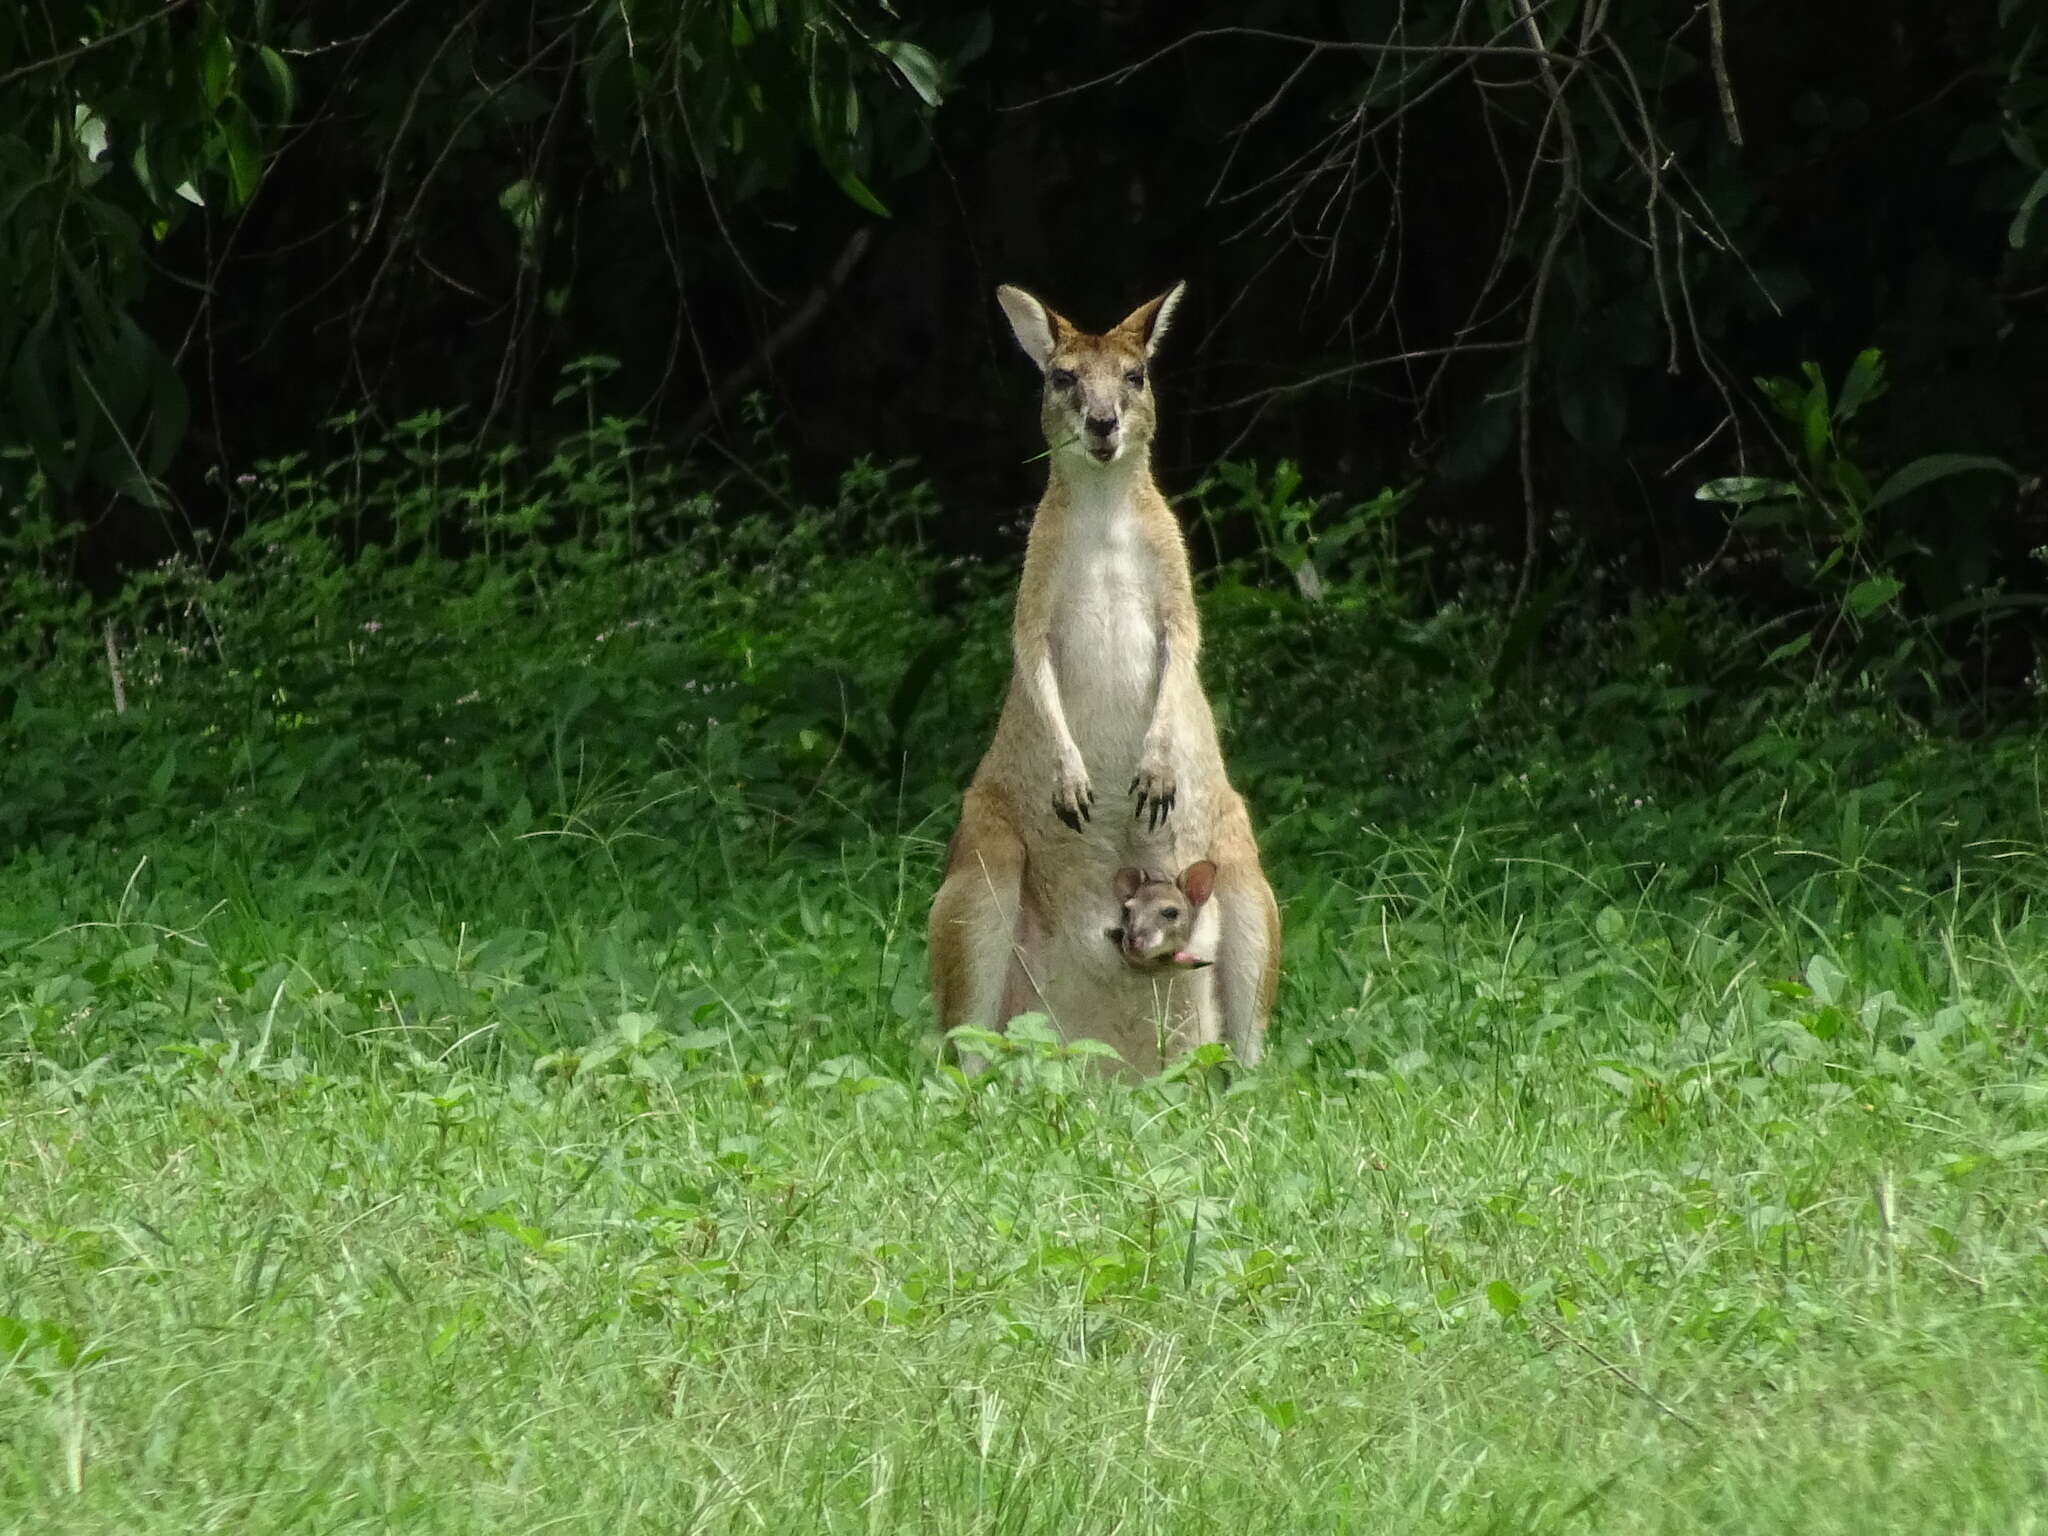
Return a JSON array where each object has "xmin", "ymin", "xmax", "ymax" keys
[
  {"xmin": 1160, "ymin": 906, "xmax": 1179, "ymax": 921},
  {"xmin": 1049, "ymin": 368, "xmax": 1077, "ymax": 391},
  {"xmin": 1125, "ymin": 368, "xmax": 1146, "ymax": 388}
]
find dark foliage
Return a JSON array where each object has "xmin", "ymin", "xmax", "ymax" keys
[{"xmin": 1, "ymin": 0, "xmax": 2044, "ymax": 693}]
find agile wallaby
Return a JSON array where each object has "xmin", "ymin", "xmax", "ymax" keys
[
  {"xmin": 928, "ymin": 282, "xmax": 1280, "ymax": 1074},
  {"xmin": 1107, "ymin": 861, "xmax": 1218, "ymax": 971}
]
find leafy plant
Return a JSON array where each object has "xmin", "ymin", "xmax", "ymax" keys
[
  {"xmin": 0, "ymin": 3, "xmax": 293, "ymax": 505},
  {"xmin": 1696, "ymin": 349, "xmax": 2020, "ymax": 689}
]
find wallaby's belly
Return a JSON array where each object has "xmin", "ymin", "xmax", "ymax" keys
[{"xmin": 1020, "ymin": 915, "xmax": 1219, "ymax": 1078}]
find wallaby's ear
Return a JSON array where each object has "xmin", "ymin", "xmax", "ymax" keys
[
  {"xmin": 1180, "ymin": 859, "xmax": 1218, "ymax": 907},
  {"xmin": 1112, "ymin": 866, "xmax": 1144, "ymax": 903},
  {"xmin": 997, "ymin": 285, "xmax": 1066, "ymax": 371},
  {"xmin": 1115, "ymin": 280, "xmax": 1187, "ymax": 358}
]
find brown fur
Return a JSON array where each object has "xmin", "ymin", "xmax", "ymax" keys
[{"xmin": 928, "ymin": 283, "xmax": 1281, "ymax": 1073}]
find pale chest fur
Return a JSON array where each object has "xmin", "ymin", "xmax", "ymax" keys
[{"xmin": 1046, "ymin": 483, "xmax": 1160, "ymax": 776}]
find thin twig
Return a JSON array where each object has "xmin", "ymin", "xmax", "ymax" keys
[
  {"xmin": 1003, "ymin": 25, "xmax": 1566, "ymax": 112},
  {"xmin": 1196, "ymin": 338, "xmax": 1525, "ymax": 415},
  {"xmin": 0, "ymin": 0, "xmax": 199, "ymax": 88},
  {"xmin": 103, "ymin": 622, "xmax": 128, "ymax": 715},
  {"xmin": 681, "ymin": 227, "xmax": 873, "ymax": 441},
  {"xmin": 1706, "ymin": 0, "xmax": 1743, "ymax": 147}
]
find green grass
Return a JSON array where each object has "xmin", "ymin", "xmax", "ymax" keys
[
  {"xmin": 5, "ymin": 438, "xmax": 2048, "ymax": 1529},
  {"xmin": 7, "ymin": 783, "xmax": 2048, "ymax": 1530}
]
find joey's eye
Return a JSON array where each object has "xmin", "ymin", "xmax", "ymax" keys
[
  {"xmin": 1160, "ymin": 907, "xmax": 1179, "ymax": 921},
  {"xmin": 1125, "ymin": 368, "xmax": 1146, "ymax": 388},
  {"xmin": 1049, "ymin": 368, "xmax": 1077, "ymax": 390}
]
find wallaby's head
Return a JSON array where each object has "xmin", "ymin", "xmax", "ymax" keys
[
  {"xmin": 995, "ymin": 282, "xmax": 1186, "ymax": 470},
  {"xmin": 1106, "ymin": 860, "xmax": 1217, "ymax": 970}
]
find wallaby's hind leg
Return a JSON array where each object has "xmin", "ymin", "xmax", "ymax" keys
[
  {"xmin": 1213, "ymin": 797, "xmax": 1281, "ymax": 1066},
  {"xmin": 928, "ymin": 787, "xmax": 1027, "ymax": 1072}
]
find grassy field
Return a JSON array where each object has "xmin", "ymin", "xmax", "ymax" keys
[{"xmin": 5, "ymin": 447, "xmax": 2048, "ymax": 1530}]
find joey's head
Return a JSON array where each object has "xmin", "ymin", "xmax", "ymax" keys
[
  {"xmin": 995, "ymin": 282, "xmax": 1186, "ymax": 471},
  {"xmin": 1105, "ymin": 860, "xmax": 1217, "ymax": 970}
]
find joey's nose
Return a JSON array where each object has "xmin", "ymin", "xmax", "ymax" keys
[{"xmin": 1085, "ymin": 413, "xmax": 1118, "ymax": 438}]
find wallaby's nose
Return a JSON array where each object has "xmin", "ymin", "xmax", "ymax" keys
[{"xmin": 1085, "ymin": 413, "xmax": 1118, "ymax": 438}]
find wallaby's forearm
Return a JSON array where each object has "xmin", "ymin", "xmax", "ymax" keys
[
  {"xmin": 1130, "ymin": 589, "xmax": 1198, "ymax": 827},
  {"xmin": 1016, "ymin": 616, "xmax": 1094, "ymax": 830},
  {"xmin": 1138, "ymin": 606, "xmax": 1199, "ymax": 755},
  {"xmin": 1018, "ymin": 633, "xmax": 1081, "ymax": 759}
]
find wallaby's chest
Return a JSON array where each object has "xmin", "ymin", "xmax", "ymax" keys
[
  {"xmin": 1049, "ymin": 518, "xmax": 1157, "ymax": 657},
  {"xmin": 1045, "ymin": 511, "xmax": 1161, "ymax": 754}
]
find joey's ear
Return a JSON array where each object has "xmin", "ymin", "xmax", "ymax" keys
[
  {"xmin": 996, "ymin": 285, "xmax": 1068, "ymax": 371},
  {"xmin": 1112, "ymin": 866, "xmax": 1144, "ymax": 903},
  {"xmin": 1114, "ymin": 280, "xmax": 1187, "ymax": 358},
  {"xmin": 1179, "ymin": 860, "xmax": 1218, "ymax": 907}
]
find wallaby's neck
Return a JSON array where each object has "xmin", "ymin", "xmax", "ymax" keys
[{"xmin": 1048, "ymin": 449, "xmax": 1151, "ymax": 522}]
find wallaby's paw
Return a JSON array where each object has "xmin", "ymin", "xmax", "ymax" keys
[
  {"xmin": 1130, "ymin": 759, "xmax": 1176, "ymax": 830},
  {"xmin": 1052, "ymin": 762, "xmax": 1094, "ymax": 832}
]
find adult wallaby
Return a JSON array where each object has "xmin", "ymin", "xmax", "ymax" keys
[{"xmin": 928, "ymin": 281, "xmax": 1280, "ymax": 1074}]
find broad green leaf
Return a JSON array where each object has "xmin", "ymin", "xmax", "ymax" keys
[
  {"xmin": 2010, "ymin": 168, "xmax": 2048, "ymax": 250},
  {"xmin": 1829, "ymin": 455, "xmax": 1872, "ymax": 508},
  {"xmin": 1833, "ymin": 347, "xmax": 1885, "ymax": 423},
  {"xmin": 1695, "ymin": 476, "xmax": 1796, "ymax": 506},
  {"xmin": 1865, "ymin": 453, "xmax": 2017, "ymax": 515},
  {"xmin": 1763, "ymin": 632, "xmax": 1813, "ymax": 665},
  {"xmin": 202, "ymin": 31, "xmax": 234, "ymax": 108},
  {"xmin": 499, "ymin": 178, "xmax": 543, "ymax": 240},
  {"xmin": 876, "ymin": 40, "xmax": 945, "ymax": 108},
  {"xmin": 72, "ymin": 105, "xmax": 109, "ymax": 165},
  {"xmin": 1754, "ymin": 373, "xmax": 1806, "ymax": 425},
  {"xmin": 222, "ymin": 103, "xmax": 262, "ymax": 207},
  {"xmin": 129, "ymin": 134, "xmax": 156, "ymax": 202},
  {"xmin": 1804, "ymin": 953, "xmax": 1846, "ymax": 1008},
  {"xmin": 1798, "ymin": 362, "xmax": 1831, "ymax": 471},
  {"xmin": 830, "ymin": 164, "xmax": 890, "ymax": 217},
  {"xmin": 257, "ymin": 46, "xmax": 297, "ymax": 120},
  {"xmin": 1844, "ymin": 574, "xmax": 1902, "ymax": 619}
]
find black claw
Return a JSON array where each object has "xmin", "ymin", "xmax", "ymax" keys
[
  {"xmin": 1055, "ymin": 802, "xmax": 1080, "ymax": 833},
  {"xmin": 1129, "ymin": 777, "xmax": 1140, "ymax": 796}
]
